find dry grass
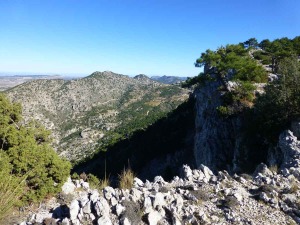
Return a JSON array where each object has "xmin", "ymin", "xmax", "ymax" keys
[
  {"xmin": 118, "ymin": 168, "xmax": 135, "ymax": 190},
  {"xmin": 269, "ymin": 164, "xmax": 278, "ymax": 174},
  {"xmin": 289, "ymin": 181, "xmax": 299, "ymax": 194},
  {"xmin": 99, "ymin": 177, "xmax": 110, "ymax": 190}
]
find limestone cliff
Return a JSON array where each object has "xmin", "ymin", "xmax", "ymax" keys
[{"xmin": 193, "ymin": 77, "xmax": 242, "ymax": 172}]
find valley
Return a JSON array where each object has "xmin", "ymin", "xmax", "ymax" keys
[{"xmin": 6, "ymin": 71, "xmax": 189, "ymax": 162}]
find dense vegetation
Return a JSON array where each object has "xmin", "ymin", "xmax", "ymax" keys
[
  {"xmin": 189, "ymin": 36, "xmax": 300, "ymax": 117},
  {"xmin": 73, "ymin": 98, "xmax": 195, "ymax": 183},
  {"xmin": 0, "ymin": 94, "xmax": 71, "ymax": 204},
  {"xmin": 71, "ymin": 85, "xmax": 186, "ymax": 165},
  {"xmin": 255, "ymin": 36, "xmax": 300, "ymax": 73},
  {"xmin": 195, "ymin": 43, "xmax": 267, "ymax": 83},
  {"xmin": 253, "ymin": 56, "xmax": 300, "ymax": 142}
]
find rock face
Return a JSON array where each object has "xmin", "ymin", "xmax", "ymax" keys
[
  {"xmin": 193, "ymin": 77, "xmax": 242, "ymax": 172},
  {"xmin": 278, "ymin": 130, "xmax": 300, "ymax": 170},
  {"xmin": 6, "ymin": 71, "xmax": 189, "ymax": 161}
]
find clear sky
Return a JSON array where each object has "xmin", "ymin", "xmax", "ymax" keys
[{"xmin": 0, "ymin": 0, "xmax": 299, "ymax": 77}]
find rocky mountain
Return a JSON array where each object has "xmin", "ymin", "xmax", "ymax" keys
[
  {"xmin": 150, "ymin": 75, "xmax": 187, "ymax": 84},
  {"xmin": 18, "ymin": 125, "xmax": 300, "ymax": 225},
  {"xmin": 6, "ymin": 71, "xmax": 189, "ymax": 161}
]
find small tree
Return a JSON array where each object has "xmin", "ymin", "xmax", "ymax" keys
[
  {"xmin": 254, "ymin": 56, "xmax": 300, "ymax": 142},
  {"xmin": 259, "ymin": 39, "xmax": 271, "ymax": 50},
  {"xmin": 0, "ymin": 94, "xmax": 71, "ymax": 202},
  {"xmin": 244, "ymin": 38, "xmax": 259, "ymax": 49}
]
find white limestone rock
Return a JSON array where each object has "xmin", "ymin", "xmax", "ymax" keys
[
  {"xmin": 61, "ymin": 177, "xmax": 76, "ymax": 194},
  {"xmin": 97, "ymin": 216, "xmax": 112, "ymax": 225},
  {"xmin": 147, "ymin": 210, "xmax": 163, "ymax": 225},
  {"xmin": 103, "ymin": 186, "xmax": 116, "ymax": 200},
  {"xmin": 69, "ymin": 200, "xmax": 80, "ymax": 221}
]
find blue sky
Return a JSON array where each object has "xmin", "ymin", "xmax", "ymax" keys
[{"xmin": 0, "ymin": 0, "xmax": 299, "ymax": 77}]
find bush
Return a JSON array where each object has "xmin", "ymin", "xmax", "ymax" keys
[
  {"xmin": 181, "ymin": 73, "xmax": 214, "ymax": 88},
  {"xmin": 87, "ymin": 173, "xmax": 110, "ymax": 190},
  {"xmin": 218, "ymin": 81, "xmax": 256, "ymax": 116},
  {"xmin": 0, "ymin": 154, "xmax": 26, "ymax": 222},
  {"xmin": 217, "ymin": 106, "xmax": 232, "ymax": 117},
  {"xmin": 253, "ymin": 56, "xmax": 300, "ymax": 142},
  {"xmin": 118, "ymin": 168, "xmax": 135, "ymax": 190},
  {"xmin": 0, "ymin": 94, "xmax": 71, "ymax": 203},
  {"xmin": 252, "ymin": 51, "xmax": 272, "ymax": 65}
]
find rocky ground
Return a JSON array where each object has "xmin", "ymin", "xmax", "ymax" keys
[{"xmin": 16, "ymin": 126, "xmax": 300, "ymax": 225}]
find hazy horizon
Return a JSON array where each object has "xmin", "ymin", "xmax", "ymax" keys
[
  {"xmin": 1, "ymin": 0, "xmax": 299, "ymax": 77},
  {"xmin": 0, "ymin": 71, "xmax": 190, "ymax": 78}
]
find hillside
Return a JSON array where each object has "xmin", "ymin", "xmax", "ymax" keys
[
  {"xmin": 151, "ymin": 75, "xmax": 187, "ymax": 84},
  {"xmin": 6, "ymin": 71, "xmax": 189, "ymax": 162}
]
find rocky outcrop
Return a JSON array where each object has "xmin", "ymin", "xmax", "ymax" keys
[
  {"xmin": 193, "ymin": 78, "xmax": 242, "ymax": 172},
  {"xmin": 19, "ymin": 154, "xmax": 300, "ymax": 225},
  {"xmin": 18, "ymin": 125, "xmax": 300, "ymax": 224},
  {"xmin": 271, "ymin": 124, "xmax": 300, "ymax": 186}
]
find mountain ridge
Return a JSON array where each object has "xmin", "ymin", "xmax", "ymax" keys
[{"xmin": 6, "ymin": 71, "xmax": 189, "ymax": 161}]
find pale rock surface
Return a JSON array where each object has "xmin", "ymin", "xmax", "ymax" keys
[
  {"xmin": 69, "ymin": 200, "xmax": 80, "ymax": 221},
  {"xmin": 61, "ymin": 177, "xmax": 76, "ymax": 194},
  {"xmin": 19, "ymin": 129, "xmax": 300, "ymax": 225}
]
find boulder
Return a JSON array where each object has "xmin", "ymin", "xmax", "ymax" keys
[
  {"xmin": 61, "ymin": 218, "xmax": 70, "ymax": 225},
  {"xmin": 103, "ymin": 186, "xmax": 116, "ymax": 200},
  {"xmin": 82, "ymin": 200, "xmax": 92, "ymax": 214},
  {"xmin": 147, "ymin": 210, "xmax": 163, "ymax": 225},
  {"xmin": 182, "ymin": 165, "xmax": 193, "ymax": 180},
  {"xmin": 94, "ymin": 197, "xmax": 110, "ymax": 217},
  {"xmin": 254, "ymin": 163, "xmax": 273, "ymax": 178},
  {"xmin": 200, "ymin": 164, "xmax": 214, "ymax": 180},
  {"xmin": 61, "ymin": 177, "xmax": 76, "ymax": 194},
  {"xmin": 121, "ymin": 217, "xmax": 131, "ymax": 225},
  {"xmin": 133, "ymin": 177, "xmax": 144, "ymax": 187},
  {"xmin": 144, "ymin": 196, "xmax": 153, "ymax": 213},
  {"xmin": 115, "ymin": 204, "xmax": 126, "ymax": 216},
  {"xmin": 130, "ymin": 188, "xmax": 142, "ymax": 202},
  {"xmin": 69, "ymin": 200, "xmax": 80, "ymax": 221},
  {"xmin": 90, "ymin": 189, "xmax": 100, "ymax": 203},
  {"xmin": 153, "ymin": 192, "xmax": 166, "ymax": 209},
  {"xmin": 97, "ymin": 216, "xmax": 112, "ymax": 225}
]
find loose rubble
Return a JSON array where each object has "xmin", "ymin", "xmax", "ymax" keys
[{"xmin": 19, "ymin": 128, "xmax": 300, "ymax": 225}]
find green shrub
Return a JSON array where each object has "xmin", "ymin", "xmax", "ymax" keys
[
  {"xmin": 217, "ymin": 106, "xmax": 231, "ymax": 117},
  {"xmin": 252, "ymin": 51, "xmax": 272, "ymax": 65},
  {"xmin": 71, "ymin": 172, "xmax": 80, "ymax": 180},
  {"xmin": 0, "ymin": 153, "xmax": 26, "ymax": 222},
  {"xmin": 86, "ymin": 174, "xmax": 99, "ymax": 188},
  {"xmin": 181, "ymin": 73, "xmax": 215, "ymax": 88},
  {"xmin": 218, "ymin": 81, "xmax": 256, "ymax": 116},
  {"xmin": 253, "ymin": 56, "xmax": 300, "ymax": 142},
  {"xmin": 0, "ymin": 94, "xmax": 71, "ymax": 203}
]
